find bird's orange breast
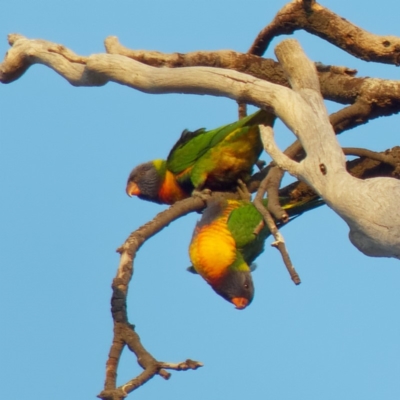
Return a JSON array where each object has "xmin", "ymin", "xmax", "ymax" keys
[
  {"xmin": 158, "ymin": 170, "xmax": 190, "ymax": 204},
  {"xmin": 189, "ymin": 201, "xmax": 239, "ymax": 283}
]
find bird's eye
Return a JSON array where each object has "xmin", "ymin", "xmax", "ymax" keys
[{"xmin": 244, "ymin": 283, "xmax": 249, "ymax": 289}]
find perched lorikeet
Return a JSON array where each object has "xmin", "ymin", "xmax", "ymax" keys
[
  {"xmin": 188, "ymin": 196, "xmax": 324, "ymax": 309},
  {"xmin": 126, "ymin": 110, "xmax": 274, "ymax": 205}
]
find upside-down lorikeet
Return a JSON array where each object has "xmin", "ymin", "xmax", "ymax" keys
[
  {"xmin": 188, "ymin": 196, "xmax": 324, "ymax": 309},
  {"xmin": 126, "ymin": 110, "xmax": 274, "ymax": 205}
]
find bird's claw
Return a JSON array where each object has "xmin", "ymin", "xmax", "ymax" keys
[
  {"xmin": 236, "ymin": 179, "xmax": 251, "ymax": 201},
  {"xmin": 192, "ymin": 188, "xmax": 212, "ymax": 202}
]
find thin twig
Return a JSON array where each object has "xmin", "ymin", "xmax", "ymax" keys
[
  {"xmin": 254, "ymin": 185, "xmax": 301, "ymax": 285},
  {"xmin": 343, "ymin": 147, "xmax": 398, "ymax": 168}
]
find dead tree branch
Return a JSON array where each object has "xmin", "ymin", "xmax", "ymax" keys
[
  {"xmin": 2, "ymin": 34, "xmax": 400, "ymax": 135},
  {"xmin": 98, "ymin": 196, "xmax": 206, "ymax": 400},
  {"xmin": 248, "ymin": 0, "xmax": 400, "ymax": 65},
  {"xmin": 261, "ymin": 39, "xmax": 400, "ymax": 259},
  {"xmin": 1, "ymin": 35, "xmax": 399, "ymax": 132}
]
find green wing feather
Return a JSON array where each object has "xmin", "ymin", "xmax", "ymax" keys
[
  {"xmin": 228, "ymin": 197, "xmax": 325, "ymax": 264},
  {"xmin": 227, "ymin": 200, "xmax": 268, "ymax": 265},
  {"xmin": 227, "ymin": 201, "xmax": 264, "ymax": 248},
  {"xmin": 166, "ymin": 128, "xmax": 208, "ymax": 172},
  {"xmin": 166, "ymin": 110, "xmax": 272, "ymax": 175}
]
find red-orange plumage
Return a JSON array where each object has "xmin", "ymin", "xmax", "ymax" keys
[{"xmin": 189, "ymin": 200, "xmax": 241, "ymax": 284}]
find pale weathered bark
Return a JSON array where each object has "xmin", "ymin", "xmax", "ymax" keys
[{"xmin": 261, "ymin": 39, "xmax": 400, "ymax": 259}]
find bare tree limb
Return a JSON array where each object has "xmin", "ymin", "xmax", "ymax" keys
[
  {"xmin": 103, "ymin": 36, "xmax": 400, "ymax": 121},
  {"xmin": 1, "ymin": 34, "xmax": 397, "ymax": 135},
  {"xmin": 98, "ymin": 196, "xmax": 206, "ymax": 400},
  {"xmin": 248, "ymin": 0, "xmax": 400, "ymax": 65},
  {"xmin": 2, "ymin": 35, "xmax": 400, "ymax": 120},
  {"xmin": 261, "ymin": 39, "xmax": 400, "ymax": 259}
]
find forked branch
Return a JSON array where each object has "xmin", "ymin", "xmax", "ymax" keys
[{"xmin": 98, "ymin": 197, "xmax": 206, "ymax": 400}]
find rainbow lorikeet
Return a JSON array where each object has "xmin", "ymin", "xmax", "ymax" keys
[
  {"xmin": 188, "ymin": 196, "xmax": 324, "ymax": 309},
  {"xmin": 126, "ymin": 110, "xmax": 274, "ymax": 205}
]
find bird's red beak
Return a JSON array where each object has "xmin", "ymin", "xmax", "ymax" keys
[
  {"xmin": 231, "ymin": 297, "xmax": 249, "ymax": 310},
  {"xmin": 126, "ymin": 181, "xmax": 141, "ymax": 197}
]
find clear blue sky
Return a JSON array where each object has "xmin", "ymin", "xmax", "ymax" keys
[{"xmin": 1, "ymin": 1, "xmax": 400, "ymax": 399}]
